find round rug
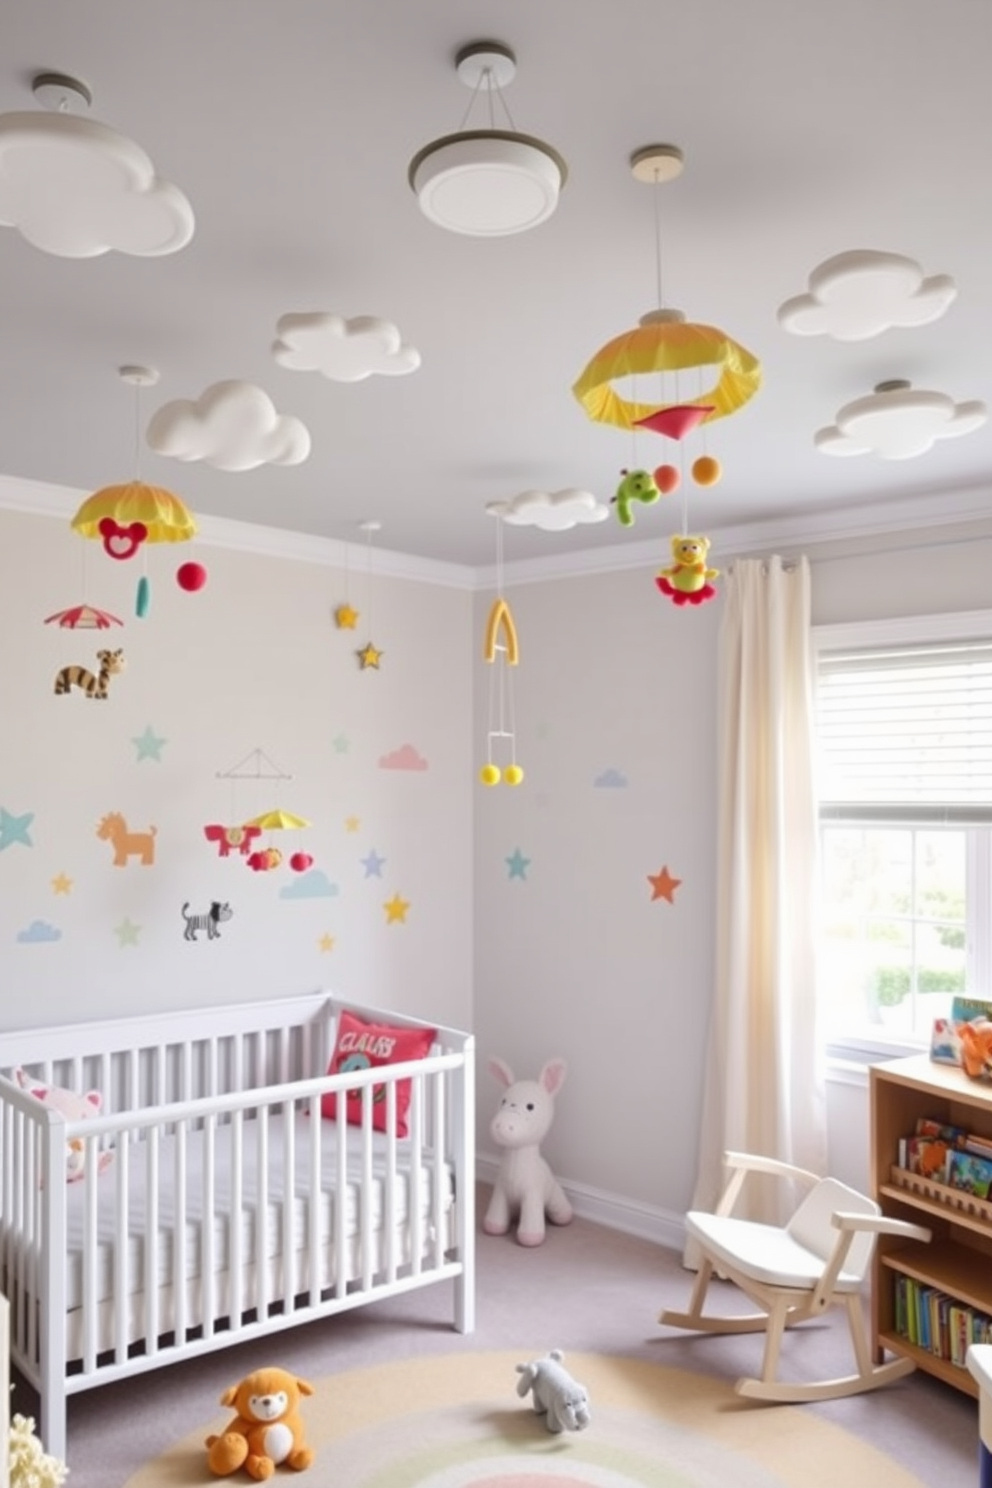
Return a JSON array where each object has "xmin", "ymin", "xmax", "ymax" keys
[{"xmin": 124, "ymin": 1350, "xmax": 928, "ymax": 1488}]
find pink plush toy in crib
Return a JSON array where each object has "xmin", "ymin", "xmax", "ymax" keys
[{"xmin": 14, "ymin": 1069, "xmax": 113, "ymax": 1182}]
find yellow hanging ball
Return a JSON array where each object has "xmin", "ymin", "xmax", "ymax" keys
[
  {"xmin": 692, "ymin": 455, "xmax": 722, "ymax": 486},
  {"xmin": 503, "ymin": 764, "xmax": 524, "ymax": 786},
  {"xmin": 479, "ymin": 763, "xmax": 501, "ymax": 786}
]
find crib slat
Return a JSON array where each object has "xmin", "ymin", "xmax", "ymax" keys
[
  {"xmin": 230, "ymin": 1109, "xmax": 244, "ymax": 1326},
  {"xmin": 431, "ymin": 1070, "xmax": 446, "ymax": 1269},
  {"xmin": 81, "ymin": 1137, "xmax": 100, "ymax": 1374},
  {"xmin": 173, "ymin": 1123, "xmax": 187, "ymax": 1344},
  {"xmin": 255, "ymin": 1104, "xmax": 270, "ymax": 1320},
  {"xmin": 409, "ymin": 1072, "xmax": 424, "ymax": 1277},
  {"xmin": 201, "ymin": 1114, "xmax": 216, "ymax": 1338},
  {"xmin": 280, "ymin": 1099, "xmax": 295, "ymax": 1309},
  {"xmin": 383, "ymin": 1082, "xmax": 398, "ymax": 1283},
  {"xmin": 333, "ymin": 1105, "xmax": 347, "ymax": 1299},
  {"xmin": 360, "ymin": 1088, "xmax": 373, "ymax": 1291},
  {"xmin": 145, "ymin": 1124, "xmax": 160, "ymax": 1354},
  {"xmin": 113, "ymin": 1129, "xmax": 131, "ymax": 1362},
  {"xmin": 307, "ymin": 1102, "xmax": 321, "ymax": 1304}
]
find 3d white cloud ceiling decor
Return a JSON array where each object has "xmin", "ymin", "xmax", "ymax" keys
[
  {"xmin": 272, "ymin": 312, "xmax": 421, "ymax": 382},
  {"xmin": 816, "ymin": 380, "xmax": 988, "ymax": 460},
  {"xmin": 146, "ymin": 380, "xmax": 311, "ymax": 472},
  {"xmin": 486, "ymin": 488, "xmax": 610, "ymax": 531},
  {"xmin": 0, "ymin": 111, "xmax": 194, "ymax": 259},
  {"xmin": 777, "ymin": 249, "xmax": 957, "ymax": 341}
]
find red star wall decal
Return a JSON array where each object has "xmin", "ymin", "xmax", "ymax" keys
[{"xmin": 648, "ymin": 866, "xmax": 682, "ymax": 903}]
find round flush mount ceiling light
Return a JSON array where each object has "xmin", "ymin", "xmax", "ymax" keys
[{"xmin": 408, "ymin": 41, "xmax": 567, "ymax": 236}]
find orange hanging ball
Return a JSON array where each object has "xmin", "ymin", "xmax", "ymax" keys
[
  {"xmin": 692, "ymin": 456, "xmax": 722, "ymax": 487},
  {"xmin": 176, "ymin": 561, "xmax": 208, "ymax": 592},
  {"xmin": 653, "ymin": 463, "xmax": 681, "ymax": 495}
]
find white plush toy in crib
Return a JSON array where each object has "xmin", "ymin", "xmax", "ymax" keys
[
  {"xmin": 483, "ymin": 1055, "xmax": 572, "ymax": 1246},
  {"xmin": 516, "ymin": 1349, "xmax": 591, "ymax": 1432}
]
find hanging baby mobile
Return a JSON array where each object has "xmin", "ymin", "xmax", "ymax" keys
[
  {"xmin": 571, "ymin": 145, "xmax": 762, "ymax": 605},
  {"xmin": 68, "ymin": 366, "xmax": 201, "ymax": 618},
  {"xmin": 205, "ymin": 749, "xmax": 315, "ymax": 874},
  {"xmin": 479, "ymin": 508, "xmax": 524, "ymax": 787},
  {"xmin": 354, "ymin": 519, "xmax": 383, "ymax": 670}
]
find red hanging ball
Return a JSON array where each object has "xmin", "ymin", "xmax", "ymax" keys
[
  {"xmin": 176, "ymin": 561, "xmax": 208, "ymax": 592},
  {"xmin": 290, "ymin": 852, "xmax": 314, "ymax": 872},
  {"xmin": 653, "ymin": 463, "xmax": 681, "ymax": 495}
]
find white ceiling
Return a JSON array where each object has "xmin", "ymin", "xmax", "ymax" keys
[{"xmin": 2, "ymin": 0, "xmax": 990, "ymax": 571}]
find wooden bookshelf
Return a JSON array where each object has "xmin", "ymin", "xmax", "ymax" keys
[{"xmin": 870, "ymin": 1053, "xmax": 992, "ymax": 1398}]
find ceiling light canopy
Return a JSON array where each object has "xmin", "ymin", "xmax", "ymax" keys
[{"xmin": 408, "ymin": 41, "xmax": 566, "ymax": 237}]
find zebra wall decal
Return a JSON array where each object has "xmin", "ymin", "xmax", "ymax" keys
[
  {"xmin": 54, "ymin": 648, "xmax": 125, "ymax": 699},
  {"xmin": 181, "ymin": 901, "xmax": 234, "ymax": 941}
]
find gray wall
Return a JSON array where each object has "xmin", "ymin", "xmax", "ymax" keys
[{"xmin": 4, "ymin": 495, "xmax": 992, "ymax": 1244}]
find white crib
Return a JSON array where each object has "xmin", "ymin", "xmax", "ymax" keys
[{"xmin": 0, "ymin": 992, "xmax": 476, "ymax": 1461}]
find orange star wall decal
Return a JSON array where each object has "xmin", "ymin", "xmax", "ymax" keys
[{"xmin": 648, "ymin": 865, "xmax": 682, "ymax": 903}]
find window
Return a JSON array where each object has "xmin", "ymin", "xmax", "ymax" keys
[{"xmin": 813, "ymin": 611, "xmax": 992, "ymax": 1057}]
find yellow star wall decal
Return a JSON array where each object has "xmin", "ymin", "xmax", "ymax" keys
[
  {"xmin": 383, "ymin": 893, "xmax": 410, "ymax": 924},
  {"xmin": 335, "ymin": 603, "xmax": 359, "ymax": 630},
  {"xmin": 648, "ymin": 866, "xmax": 682, "ymax": 903},
  {"xmin": 357, "ymin": 641, "xmax": 382, "ymax": 670},
  {"xmin": 318, "ymin": 932, "xmax": 336, "ymax": 953},
  {"xmin": 344, "ymin": 816, "xmax": 361, "ymax": 833},
  {"xmin": 51, "ymin": 872, "xmax": 73, "ymax": 894}
]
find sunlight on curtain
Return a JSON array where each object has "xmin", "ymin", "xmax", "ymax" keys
[{"xmin": 688, "ymin": 555, "xmax": 826, "ymax": 1242}]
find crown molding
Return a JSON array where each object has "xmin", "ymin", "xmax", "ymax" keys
[
  {"xmin": 0, "ymin": 473, "xmax": 476, "ymax": 590},
  {"xmin": 2, "ymin": 471, "xmax": 990, "ymax": 593}
]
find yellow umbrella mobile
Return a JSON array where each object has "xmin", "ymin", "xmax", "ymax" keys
[{"xmin": 243, "ymin": 809, "xmax": 313, "ymax": 874}]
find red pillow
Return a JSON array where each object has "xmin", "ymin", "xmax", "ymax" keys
[{"xmin": 320, "ymin": 1010, "xmax": 436, "ymax": 1136}]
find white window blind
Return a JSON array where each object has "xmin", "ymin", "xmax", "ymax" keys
[{"xmin": 816, "ymin": 639, "xmax": 992, "ymax": 823}]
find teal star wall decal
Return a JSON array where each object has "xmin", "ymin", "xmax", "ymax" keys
[
  {"xmin": 0, "ymin": 806, "xmax": 34, "ymax": 851},
  {"xmin": 133, "ymin": 725, "xmax": 167, "ymax": 762}
]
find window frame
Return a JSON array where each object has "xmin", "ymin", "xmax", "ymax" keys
[{"xmin": 812, "ymin": 608, "xmax": 992, "ymax": 1063}]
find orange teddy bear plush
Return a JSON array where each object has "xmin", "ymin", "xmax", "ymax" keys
[{"xmin": 206, "ymin": 1367, "xmax": 315, "ymax": 1480}]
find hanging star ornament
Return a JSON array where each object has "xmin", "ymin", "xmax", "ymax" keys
[
  {"xmin": 357, "ymin": 642, "xmax": 382, "ymax": 670},
  {"xmin": 335, "ymin": 603, "xmax": 359, "ymax": 629},
  {"xmin": 648, "ymin": 866, "xmax": 682, "ymax": 903}
]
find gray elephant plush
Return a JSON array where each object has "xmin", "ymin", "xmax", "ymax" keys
[{"xmin": 515, "ymin": 1349, "xmax": 591, "ymax": 1433}]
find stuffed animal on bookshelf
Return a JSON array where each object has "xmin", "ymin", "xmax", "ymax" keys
[
  {"xmin": 958, "ymin": 1020, "xmax": 992, "ymax": 1083},
  {"xmin": 516, "ymin": 1349, "xmax": 591, "ymax": 1433},
  {"xmin": 483, "ymin": 1055, "xmax": 572, "ymax": 1246},
  {"xmin": 13, "ymin": 1069, "xmax": 113, "ymax": 1183},
  {"xmin": 205, "ymin": 1366, "xmax": 315, "ymax": 1477}
]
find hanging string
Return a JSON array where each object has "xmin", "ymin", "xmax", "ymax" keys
[
  {"xmin": 652, "ymin": 170, "xmax": 666, "ymax": 312},
  {"xmin": 457, "ymin": 65, "xmax": 517, "ymax": 132},
  {"xmin": 495, "ymin": 508, "xmax": 505, "ymax": 599},
  {"xmin": 364, "ymin": 521, "xmax": 375, "ymax": 634},
  {"xmin": 132, "ymin": 379, "xmax": 143, "ymax": 480}
]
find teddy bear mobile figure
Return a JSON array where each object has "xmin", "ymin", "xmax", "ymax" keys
[
  {"xmin": 483, "ymin": 1055, "xmax": 572, "ymax": 1246},
  {"xmin": 655, "ymin": 534, "xmax": 719, "ymax": 605},
  {"xmin": 516, "ymin": 1350, "xmax": 591, "ymax": 1433},
  {"xmin": 205, "ymin": 1366, "xmax": 315, "ymax": 1479}
]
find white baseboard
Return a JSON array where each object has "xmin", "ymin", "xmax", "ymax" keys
[{"xmin": 476, "ymin": 1154, "xmax": 685, "ymax": 1253}]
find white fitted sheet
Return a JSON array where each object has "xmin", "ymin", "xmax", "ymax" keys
[{"xmin": 58, "ymin": 1110, "xmax": 453, "ymax": 1311}]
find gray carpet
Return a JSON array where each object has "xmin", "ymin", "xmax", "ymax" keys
[{"xmin": 11, "ymin": 1188, "xmax": 979, "ymax": 1486}]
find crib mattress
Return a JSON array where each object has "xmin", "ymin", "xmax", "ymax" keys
[{"xmin": 13, "ymin": 1112, "xmax": 453, "ymax": 1316}]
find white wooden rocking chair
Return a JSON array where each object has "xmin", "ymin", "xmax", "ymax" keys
[{"xmin": 659, "ymin": 1150, "xmax": 932, "ymax": 1403}]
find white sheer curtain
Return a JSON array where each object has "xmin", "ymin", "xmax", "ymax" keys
[{"xmin": 689, "ymin": 555, "xmax": 827, "ymax": 1233}]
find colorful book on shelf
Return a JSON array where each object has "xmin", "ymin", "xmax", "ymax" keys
[
  {"xmin": 946, "ymin": 1148, "xmax": 992, "ymax": 1199},
  {"xmin": 906, "ymin": 1133, "xmax": 953, "ymax": 1180},
  {"xmin": 915, "ymin": 1115, "xmax": 970, "ymax": 1145},
  {"xmin": 951, "ymin": 997, "xmax": 992, "ymax": 1024}
]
